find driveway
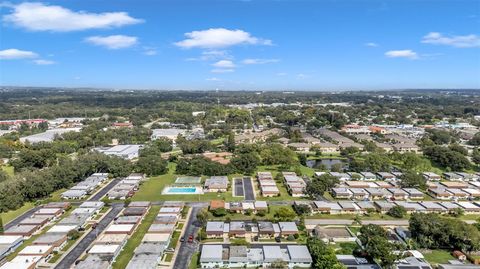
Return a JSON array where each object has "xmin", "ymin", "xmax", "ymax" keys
[
  {"xmin": 88, "ymin": 178, "xmax": 120, "ymax": 201},
  {"xmin": 172, "ymin": 205, "xmax": 205, "ymax": 269},
  {"xmin": 54, "ymin": 203, "xmax": 124, "ymax": 269},
  {"xmin": 243, "ymin": 177, "xmax": 255, "ymax": 201}
]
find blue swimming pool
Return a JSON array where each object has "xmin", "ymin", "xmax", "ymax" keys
[
  {"xmin": 163, "ymin": 187, "xmax": 201, "ymax": 194},
  {"xmin": 168, "ymin": 187, "xmax": 196, "ymax": 193}
]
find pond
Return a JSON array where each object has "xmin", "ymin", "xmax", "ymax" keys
[{"xmin": 306, "ymin": 158, "xmax": 345, "ymax": 170}]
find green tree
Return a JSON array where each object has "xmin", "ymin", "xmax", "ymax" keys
[
  {"xmin": 274, "ymin": 206, "xmax": 297, "ymax": 221},
  {"xmin": 135, "ymin": 155, "xmax": 168, "ymax": 176},
  {"xmin": 196, "ymin": 208, "xmax": 209, "ymax": 227},
  {"xmin": 363, "ymin": 153, "xmax": 390, "ymax": 172},
  {"xmin": 225, "ymin": 132, "xmax": 236, "ymax": 152},
  {"xmin": 230, "ymin": 152, "xmax": 259, "ymax": 175},
  {"xmin": 306, "ymin": 174, "xmax": 339, "ymax": 198},
  {"xmin": 0, "ymin": 171, "xmax": 8, "ymax": 183},
  {"xmin": 294, "ymin": 204, "xmax": 312, "ymax": 216},
  {"xmin": 67, "ymin": 229, "xmax": 80, "ymax": 240},
  {"xmin": 399, "ymin": 171, "xmax": 427, "ymax": 190},
  {"xmin": 0, "ymin": 216, "xmax": 3, "ymax": 234},
  {"xmin": 472, "ymin": 148, "xmax": 480, "ymax": 166},
  {"xmin": 307, "ymin": 237, "xmax": 346, "ymax": 269},
  {"xmin": 388, "ymin": 205, "xmax": 407, "ymax": 218}
]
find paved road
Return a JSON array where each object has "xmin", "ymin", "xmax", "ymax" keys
[
  {"xmin": 173, "ymin": 206, "xmax": 204, "ymax": 269},
  {"xmin": 243, "ymin": 177, "xmax": 255, "ymax": 201},
  {"xmin": 4, "ymin": 206, "xmax": 41, "ymax": 229},
  {"xmin": 6, "ymin": 178, "xmax": 119, "ymax": 229},
  {"xmin": 88, "ymin": 178, "xmax": 120, "ymax": 201},
  {"xmin": 55, "ymin": 203, "xmax": 124, "ymax": 269}
]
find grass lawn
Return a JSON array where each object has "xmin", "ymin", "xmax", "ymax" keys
[
  {"xmin": 189, "ymin": 252, "xmax": 199, "ymax": 269},
  {"xmin": 423, "ymin": 249, "xmax": 454, "ymax": 265},
  {"xmin": 1, "ymin": 202, "xmax": 35, "ymax": 224},
  {"xmin": 111, "ymin": 205, "xmax": 160, "ymax": 269},
  {"xmin": 177, "ymin": 223, "xmax": 184, "ymax": 230},
  {"xmin": 132, "ymin": 174, "xmax": 242, "ymax": 202},
  {"xmin": 1, "ymin": 165, "xmax": 14, "ymax": 176},
  {"xmin": 169, "ymin": 231, "xmax": 181, "ymax": 249},
  {"xmin": 164, "ymin": 253, "xmax": 174, "ymax": 262},
  {"xmin": 347, "ymin": 226, "xmax": 361, "ymax": 235}
]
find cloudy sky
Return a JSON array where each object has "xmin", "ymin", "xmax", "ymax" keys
[{"xmin": 0, "ymin": 0, "xmax": 479, "ymax": 90}]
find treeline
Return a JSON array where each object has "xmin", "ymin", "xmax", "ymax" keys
[
  {"xmin": 0, "ymin": 152, "xmax": 131, "ymax": 212},
  {"xmin": 409, "ymin": 213, "xmax": 480, "ymax": 252},
  {"xmin": 175, "ymin": 143, "xmax": 296, "ymax": 176}
]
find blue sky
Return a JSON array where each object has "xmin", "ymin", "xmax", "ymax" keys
[{"xmin": 0, "ymin": 0, "xmax": 479, "ymax": 90}]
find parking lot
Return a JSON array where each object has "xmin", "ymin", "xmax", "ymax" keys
[
  {"xmin": 234, "ymin": 177, "xmax": 244, "ymax": 197},
  {"xmin": 243, "ymin": 177, "xmax": 255, "ymax": 201}
]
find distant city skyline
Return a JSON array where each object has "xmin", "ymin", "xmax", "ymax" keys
[{"xmin": 1, "ymin": 0, "xmax": 479, "ymax": 90}]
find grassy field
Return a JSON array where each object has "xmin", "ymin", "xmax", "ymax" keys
[
  {"xmin": 112, "ymin": 205, "xmax": 160, "ymax": 269},
  {"xmin": 1, "ymin": 165, "xmax": 14, "ymax": 176},
  {"xmin": 0, "ymin": 188, "xmax": 67, "ymax": 224},
  {"xmin": 132, "ymin": 162, "xmax": 317, "ymax": 202},
  {"xmin": 132, "ymin": 173, "xmax": 243, "ymax": 202},
  {"xmin": 423, "ymin": 249, "xmax": 454, "ymax": 265}
]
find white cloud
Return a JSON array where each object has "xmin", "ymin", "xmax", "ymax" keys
[
  {"xmin": 186, "ymin": 50, "xmax": 232, "ymax": 61},
  {"xmin": 0, "ymin": 48, "xmax": 37, "ymax": 59},
  {"xmin": 242, "ymin": 58, "xmax": 279, "ymax": 64},
  {"xmin": 33, "ymin": 59, "xmax": 55, "ymax": 65},
  {"xmin": 3, "ymin": 2, "xmax": 142, "ymax": 32},
  {"xmin": 296, "ymin": 73, "xmax": 309, "ymax": 79},
  {"xmin": 421, "ymin": 32, "xmax": 480, "ymax": 48},
  {"xmin": 206, "ymin": 77, "xmax": 221, "ymax": 81},
  {"xmin": 365, "ymin": 42, "xmax": 379, "ymax": 47},
  {"xmin": 143, "ymin": 47, "xmax": 157, "ymax": 56},
  {"xmin": 276, "ymin": 72, "xmax": 287, "ymax": 76},
  {"xmin": 175, "ymin": 28, "xmax": 272, "ymax": 49},
  {"xmin": 385, "ymin": 50, "xmax": 418, "ymax": 59},
  {"xmin": 212, "ymin": 60, "xmax": 235, "ymax": 68},
  {"xmin": 85, "ymin": 35, "xmax": 138, "ymax": 49},
  {"xmin": 211, "ymin": 68, "xmax": 234, "ymax": 73}
]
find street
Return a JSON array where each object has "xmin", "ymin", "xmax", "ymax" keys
[
  {"xmin": 88, "ymin": 178, "xmax": 120, "ymax": 201},
  {"xmin": 172, "ymin": 205, "xmax": 203, "ymax": 269},
  {"xmin": 4, "ymin": 206, "xmax": 41, "ymax": 229},
  {"xmin": 54, "ymin": 203, "xmax": 124, "ymax": 269}
]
